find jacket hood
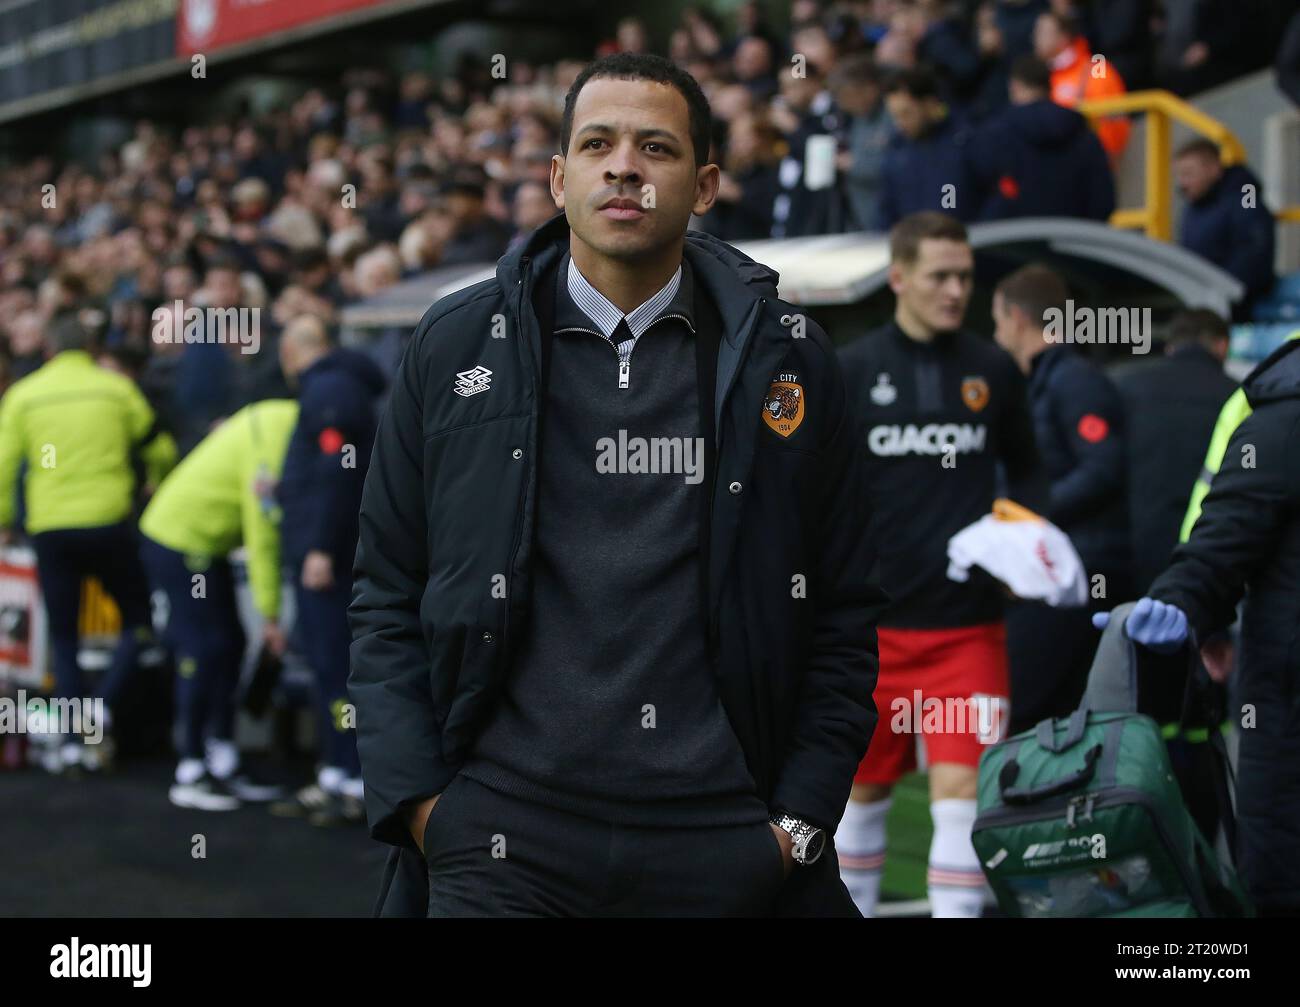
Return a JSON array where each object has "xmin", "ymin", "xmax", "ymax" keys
[
  {"xmin": 1003, "ymin": 99, "xmax": 1087, "ymax": 147},
  {"xmin": 313, "ymin": 346, "xmax": 388, "ymax": 395},
  {"xmin": 1243, "ymin": 331, "xmax": 1300, "ymax": 405},
  {"xmin": 496, "ymin": 211, "xmax": 781, "ymax": 346}
]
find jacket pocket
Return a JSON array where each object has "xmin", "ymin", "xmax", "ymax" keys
[
  {"xmin": 421, "ymin": 773, "xmax": 465, "ymax": 859},
  {"xmin": 441, "ymin": 626, "xmax": 506, "ymax": 762}
]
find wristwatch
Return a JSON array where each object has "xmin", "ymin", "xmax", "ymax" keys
[{"xmin": 770, "ymin": 812, "xmax": 826, "ymax": 866}]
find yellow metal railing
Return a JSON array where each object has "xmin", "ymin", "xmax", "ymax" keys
[
  {"xmin": 79, "ymin": 577, "xmax": 121, "ymax": 640},
  {"xmin": 1078, "ymin": 89, "xmax": 1298, "ymax": 241}
]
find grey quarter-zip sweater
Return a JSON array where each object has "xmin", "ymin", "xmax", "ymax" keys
[{"xmin": 460, "ymin": 253, "xmax": 769, "ymax": 826}]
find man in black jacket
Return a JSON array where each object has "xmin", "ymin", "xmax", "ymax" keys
[
  {"xmin": 1175, "ymin": 139, "xmax": 1275, "ymax": 322},
  {"xmin": 1113, "ymin": 309, "xmax": 1235, "ymax": 594},
  {"xmin": 348, "ymin": 53, "xmax": 886, "ymax": 917},
  {"xmin": 991, "ymin": 264, "xmax": 1130, "ymax": 733},
  {"xmin": 968, "ymin": 56, "xmax": 1115, "ymax": 222},
  {"xmin": 1099, "ymin": 337, "xmax": 1300, "ymax": 916},
  {"xmin": 274, "ymin": 315, "xmax": 386, "ymax": 825}
]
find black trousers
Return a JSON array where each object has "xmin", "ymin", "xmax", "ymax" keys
[
  {"xmin": 141, "ymin": 539, "xmax": 243, "ymax": 760},
  {"xmin": 293, "ymin": 578, "xmax": 360, "ymax": 776},
  {"xmin": 31, "ymin": 521, "xmax": 152, "ymax": 717},
  {"xmin": 424, "ymin": 776, "xmax": 786, "ymax": 917}
]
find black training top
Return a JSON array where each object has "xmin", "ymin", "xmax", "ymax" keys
[{"xmin": 839, "ymin": 320, "xmax": 1041, "ymax": 629}]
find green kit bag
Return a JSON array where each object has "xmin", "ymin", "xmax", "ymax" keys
[{"xmin": 972, "ymin": 602, "xmax": 1250, "ymax": 917}]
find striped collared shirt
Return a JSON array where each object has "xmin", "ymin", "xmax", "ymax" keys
[{"xmin": 566, "ymin": 257, "xmax": 683, "ymax": 363}]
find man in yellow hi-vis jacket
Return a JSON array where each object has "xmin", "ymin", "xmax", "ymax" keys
[
  {"xmin": 140, "ymin": 398, "xmax": 299, "ymax": 811},
  {"xmin": 0, "ymin": 314, "xmax": 176, "ymax": 772}
]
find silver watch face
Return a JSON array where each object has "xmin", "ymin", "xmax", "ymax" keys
[
  {"xmin": 801, "ymin": 828, "xmax": 826, "ymax": 864},
  {"xmin": 777, "ymin": 816, "xmax": 824, "ymax": 865}
]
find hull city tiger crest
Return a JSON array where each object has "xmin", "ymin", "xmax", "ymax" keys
[
  {"xmin": 763, "ymin": 372, "xmax": 805, "ymax": 438},
  {"xmin": 961, "ymin": 376, "xmax": 990, "ymax": 413}
]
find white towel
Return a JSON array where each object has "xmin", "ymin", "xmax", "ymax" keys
[{"xmin": 946, "ymin": 500, "xmax": 1088, "ymax": 607}]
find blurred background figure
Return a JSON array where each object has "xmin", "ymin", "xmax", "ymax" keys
[
  {"xmin": 967, "ymin": 55, "xmax": 1114, "ymax": 221},
  {"xmin": 877, "ymin": 67, "xmax": 974, "ymax": 228},
  {"xmin": 1174, "ymin": 138, "xmax": 1277, "ymax": 322},
  {"xmin": 139, "ymin": 399, "xmax": 298, "ymax": 810},
  {"xmin": 828, "ymin": 54, "xmax": 892, "ymax": 231},
  {"xmin": 991, "ymin": 264, "xmax": 1130, "ymax": 734},
  {"xmin": 271, "ymin": 315, "xmax": 385, "ymax": 827},
  {"xmin": 0, "ymin": 312, "xmax": 171, "ymax": 772},
  {"xmin": 1033, "ymin": 9, "xmax": 1130, "ymax": 162},
  {"xmin": 1115, "ymin": 309, "xmax": 1235, "ymax": 596}
]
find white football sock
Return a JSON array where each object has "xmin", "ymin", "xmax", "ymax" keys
[
  {"xmin": 175, "ymin": 757, "xmax": 205, "ymax": 786},
  {"xmin": 204, "ymin": 738, "xmax": 239, "ymax": 779},
  {"xmin": 318, "ymin": 765, "xmax": 345, "ymax": 794},
  {"xmin": 836, "ymin": 796, "xmax": 891, "ymax": 918},
  {"xmin": 927, "ymin": 798, "xmax": 985, "ymax": 918}
]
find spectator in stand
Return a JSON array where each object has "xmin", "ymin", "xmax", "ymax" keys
[
  {"xmin": 1113, "ymin": 309, "xmax": 1235, "ymax": 595},
  {"xmin": 733, "ymin": 0, "xmax": 786, "ymax": 56},
  {"xmin": 994, "ymin": 0, "xmax": 1049, "ymax": 64},
  {"xmin": 1174, "ymin": 138, "xmax": 1276, "ymax": 321},
  {"xmin": 733, "ymin": 35, "xmax": 780, "ymax": 102},
  {"xmin": 1034, "ymin": 10, "xmax": 1131, "ymax": 162},
  {"xmin": 508, "ymin": 181, "xmax": 560, "ymax": 253},
  {"xmin": 967, "ymin": 55, "xmax": 1115, "ymax": 221},
  {"xmin": 437, "ymin": 168, "xmax": 513, "ymax": 266},
  {"xmin": 894, "ymin": 0, "xmax": 982, "ymax": 105},
  {"xmin": 7, "ymin": 310, "xmax": 46, "ymax": 380},
  {"xmin": 701, "ymin": 111, "xmax": 784, "ymax": 240},
  {"xmin": 1155, "ymin": 0, "xmax": 1277, "ymax": 98},
  {"xmin": 876, "ymin": 67, "xmax": 975, "ymax": 228},
  {"xmin": 970, "ymin": 1, "xmax": 1012, "ymax": 121},
  {"xmin": 791, "ymin": 16, "xmax": 841, "ymax": 76},
  {"xmin": 1081, "ymin": 0, "xmax": 1153, "ymax": 91},
  {"xmin": 770, "ymin": 61, "xmax": 849, "ymax": 236},
  {"xmin": 827, "ymin": 54, "xmax": 894, "ymax": 230},
  {"xmin": 357, "ymin": 152, "xmax": 406, "ymax": 243},
  {"xmin": 615, "ymin": 17, "xmax": 650, "ymax": 56},
  {"xmin": 873, "ymin": 30, "xmax": 917, "ymax": 73}
]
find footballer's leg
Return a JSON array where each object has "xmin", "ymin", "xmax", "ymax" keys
[
  {"xmin": 926, "ymin": 762, "xmax": 985, "ymax": 917},
  {"xmin": 922, "ymin": 622, "xmax": 1009, "ymax": 918},
  {"xmin": 837, "ymin": 627, "xmax": 914, "ymax": 917}
]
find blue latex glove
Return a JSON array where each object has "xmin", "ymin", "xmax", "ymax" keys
[{"xmin": 1091, "ymin": 597, "xmax": 1189, "ymax": 654}]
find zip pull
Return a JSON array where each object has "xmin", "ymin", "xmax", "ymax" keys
[{"xmin": 618, "ymin": 359, "xmax": 630, "ymax": 389}]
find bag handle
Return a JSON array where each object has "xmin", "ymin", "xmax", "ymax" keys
[
  {"xmin": 1036, "ymin": 707, "xmax": 1089, "ymax": 753},
  {"xmin": 999, "ymin": 743, "xmax": 1103, "ymax": 805},
  {"xmin": 1080, "ymin": 600, "xmax": 1141, "ymax": 714}
]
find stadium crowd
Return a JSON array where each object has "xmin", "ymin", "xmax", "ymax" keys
[{"xmin": 0, "ymin": 0, "xmax": 1297, "ymax": 915}]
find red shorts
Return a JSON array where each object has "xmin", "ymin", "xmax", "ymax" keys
[{"xmin": 854, "ymin": 622, "xmax": 1010, "ymax": 786}]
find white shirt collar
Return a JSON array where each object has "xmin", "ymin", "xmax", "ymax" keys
[{"xmin": 566, "ymin": 257, "xmax": 682, "ymax": 341}]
